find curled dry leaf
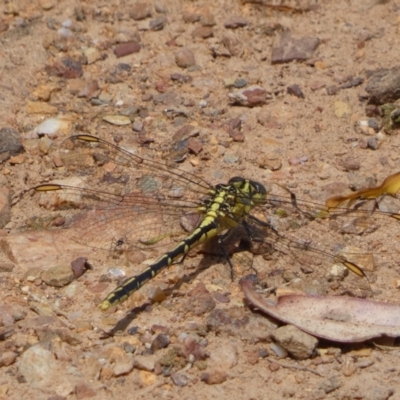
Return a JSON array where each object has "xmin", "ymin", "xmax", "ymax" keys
[
  {"xmin": 326, "ymin": 170, "xmax": 400, "ymax": 211},
  {"xmin": 240, "ymin": 275, "xmax": 400, "ymax": 343}
]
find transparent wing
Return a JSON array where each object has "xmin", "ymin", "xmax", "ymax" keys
[
  {"xmin": 245, "ymin": 185, "xmax": 400, "ymax": 282},
  {"xmin": 19, "ymin": 134, "xmax": 214, "ymax": 253}
]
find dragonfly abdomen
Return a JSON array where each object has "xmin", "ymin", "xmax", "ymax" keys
[{"xmin": 99, "ymin": 216, "xmax": 221, "ymax": 310}]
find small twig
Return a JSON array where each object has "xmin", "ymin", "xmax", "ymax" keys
[{"xmin": 265, "ymin": 357, "xmax": 324, "ymax": 377}]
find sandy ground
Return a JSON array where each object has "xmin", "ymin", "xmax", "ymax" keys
[{"xmin": 1, "ymin": 0, "xmax": 400, "ymax": 399}]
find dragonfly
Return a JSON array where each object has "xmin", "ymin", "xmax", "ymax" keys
[{"xmin": 20, "ymin": 134, "xmax": 400, "ymax": 311}]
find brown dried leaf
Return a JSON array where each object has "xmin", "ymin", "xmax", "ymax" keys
[{"xmin": 240, "ymin": 276, "xmax": 400, "ymax": 343}]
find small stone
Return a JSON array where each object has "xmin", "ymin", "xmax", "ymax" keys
[
  {"xmin": 133, "ymin": 354, "xmax": 157, "ymax": 371},
  {"xmin": 326, "ymin": 85, "xmax": 339, "ymax": 96},
  {"xmin": 0, "ymin": 351, "xmax": 17, "ymax": 367},
  {"xmin": 365, "ymin": 66, "xmax": 400, "ymax": 105},
  {"xmin": 191, "ymin": 26, "xmax": 213, "ymax": 39},
  {"xmin": 223, "ymin": 153, "xmax": 240, "ymax": 164},
  {"xmin": 71, "ymin": 257, "xmax": 91, "ymax": 279},
  {"xmin": 132, "ymin": 120, "xmax": 143, "ymax": 132},
  {"xmin": 366, "ymin": 137, "xmax": 378, "ymax": 150},
  {"xmin": 130, "ymin": 2, "xmax": 151, "ymax": 20},
  {"xmin": 319, "ymin": 376, "xmax": 341, "ymax": 394},
  {"xmin": 334, "ymin": 101, "xmax": 352, "ymax": 119},
  {"xmin": 150, "ymin": 334, "xmax": 170, "ymax": 352},
  {"xmin": 365, "ymin": 387, "xmax": 394, "ymax": 400},
  {"xmin": 246, "ymin": 350, "xmax": 259, "ymax": 365},
  {"xmin": 184, "ymin": 282, "xmax": 216, "ymax": 316},
  {"xmin": 287, "ymin": 84, "xmax": 305, "ymax": 98},
  {"xmin": 341, "ymin": 156, "xmax": 360, "ymax": 171},
  {"xmin": 187, "ymin": 137, "xmax": 202, "ymax": 155},
  {"xmin": 175, "ymin": 47, "xmax": 195, "ymax": 68},
  {"xmin": 26, "ymin": 101, "xmax": 58, "ymax": 115},
  {"xmin": 0, "ymin": 188, "xmax": 11, "ymax": 228},
  {"xmin": 45, "ymin": 58, "xmax": 83, "ymax": 79},
  {"xmin": 75, "ymin": 383, "xmax": 96, "ymax": 399},
  {"xmin": 103, "ymin": 115, "xmax": 131, "ymax": 126},
  {"xmin": 114, "ymin": 42, "xmax": 141, "ymax": 58},
  {"xmin": 272, "ymin": 325, "xmax": 318, "ymax": 360},
  {"xmin": 257, "ymin": 154, "xmax": 282, "ymax": 171},
  {"xmin": 113, "ymin": 355, "xmax": 134, "ymax": 376},
  {"xmin": 0, "ymin": 263, "xmax": 14, "ymax": 272},
  {"xmin": 234, "ymin": 78, "xmax": 247, "ymax": 88},
  {"xmin": 271, "ymin": 34, "xmax": 320, "ymax": 64},
  {"xmin": 224, "ymin": 16, "xmax": 248, "ymax": 29},
  {"xmin": 0, "ymin": 127, "xmax": 23, "ymax": 162},
  {"xmin": 200, "ymin": 369, "xmax": 227, "ymax": 385},
  {"xmin": 342, "ymin": 362, "xmax": 357, "ymax": 377},
  {"xmin": 221, "ymin": 34, "xmax": 243, "ymax": 57},
  {"xmin": 0, "ymin": 21, "xmax": 9, "ymax": 33},
  {"xmin": 84, "ymin": 47, "xmax": 102, "ymax": 64},
  {"xmin": 149, "ymin": 17, "xmax": 165, "ymax": 31},
  {"xmin": 32, "ymin": 84, "xmax": 57, "ymax": 101},
  {"xmin": 41, "ymin": 264, "xmax": 74, "ymax": 287},
  {"xmin": 228, "ymin": 85, "xmax": 267, "ymax": 107},
  {"xmin": 171, "ymin": 372, "xmax": 189, "ymax": 387},
  {"xmin": 148, "ymin": 287, "xmax": 167, "ymax": 303},
  {"xmin": 40, "ymin": 0, "xmax": 56, "ymax": 10},
  {"xmin": 8, "ymin": 153, "xmax": 26, "ymax": 164},
  {"xmin": 38, "ymin": 136, "xmax": 53, "ymax": 154},
  {"xmin": 77, "ymin": 80, "xmax": 99, "ymax": 99}
]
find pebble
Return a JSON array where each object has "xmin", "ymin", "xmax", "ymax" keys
[
  {"xmin": 318, "ymin": 375, "xmax": 341, "ymax": 394},
  {"xmin": 0, "ymin": 188, "xmax": 11, "ymax": 229},
  {"xmin": 184, "ymin": 282, "xmax": 216, "ymax": 316},
  {"xmin": 365, "ymin": 387, "xmax": 394, "ymax": 400},
  {"xmin": 224, "ymin": 16, "xmax": 248, "ymax": 29},
  {"xmin": 40, "ymin": 0, "xmax": 56, "ymax": 10},
  {"xmin": 0, "ymin": 127, "xmax": 23, "ymax": 162},
  {"xmin": 45, "ymin": 57, "xmax": 83, "ymax": 79},
  {"xmin": 18, "ymin": 344, "xmax": 74, "ymax": 396},
  {"xmin": 130, "ymin": 2, "xmax": 151, "ymax": 20},
  {"xmin": 175, "ymin": 47, "xmax": 195, "ymax": 68},
  {"xmin": 365, "ymin": 66, "xmax": 400, "ymax": 105},
  {"xmin": 26, "ymin": 101, "xmax": 57, "ymax": 115},
  {"xmin": 0, "ymin": 351, "xmax": 17, "ymax": 367},
  {"xmin": 84, "ymin": 47, "xmax": 102, "ymax": 65},
  {"xmin": 71, "ymin": 257, "xmax": 91, "ymax": 279},
  {"xmin": 0, "ymin": 263, "xmax": 14, "ymax": 272},
  {"xmin": 228, "ymin": 85, "xmax": 267, "ymax": 107},
  {"xmin": 149, "ymin": 17, "xmax": 165, "ymax": 31},
  {"xmin": 103, "ymin": 114, "xmax": 131, "ymax": 126},
  {"xmin": 150, "ymin": 334, "xmax": 170, "ymax": 352},
  {"xmin": 41, "ymin": 264, "xmax": 74, "ymax": 287},
  {"xmin": 222, "ymin": 34, "xmax": 243, "ymax": 57},
  {"xmin": 334, "ymin": 101, "xmax": 352, "ymax": 119},
  {"xmin": 234, "ymin": 78, "xmax": 247, "ymax": 88},
  {"xmin": 340, "ymin": 156, "xmax": 360, "ymax": 171},
  {"xmin": 257, "ymin": 154, "xmax": 282, "ymax": 171},
  {"xmin": 272, "ymin": 325, "xmax": 318, "ymax": 360},
  {"xmin": 133, "ymin": 354, "xmax": 157, "ymax": 371},
  {"xmin": 208, "ymin": 342, "xmax": 238, "ymax": 370},
  {"xmin": 114, "ymin": 41, "xmax": 141, "ymax": 58},
  {"xmin": 191, "ymin": 26, "xmax": 213, "ymax": 39},
  {"xmin": 287, "ymin": 84, "xmax": 305, "ymax": 98},
  {"xmin": 31, "ymin": 83, "xmax": 57, "ymax": 101},
  {"xmin": 271, "ymin": 34, "xmax": 320, "ymax": 64},
  {"xmin": 113, "ymin": 355, "xmax": 134, "ymax": 376},
  {"xmin": 171, "ymin": 372, "xmax": 189, "ymax": 387},
  {"xmin": 200, "ymin": 369, "xmax": 227, "ymax": 385},
  {"xmin": 75, "ymin": 383, "xmax": 96, "ymax": 399}
]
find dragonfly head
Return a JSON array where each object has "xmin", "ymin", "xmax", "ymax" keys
[{"xmin": 228, "ymin": 177, "xmax": 267, "ymax": 205}]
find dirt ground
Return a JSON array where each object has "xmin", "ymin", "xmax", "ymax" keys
[{"xmin": 2, "ymin": 0, "xmax": 400, "ymax": 399}]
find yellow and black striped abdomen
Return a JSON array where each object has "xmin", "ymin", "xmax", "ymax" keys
[{"xmin": 99, "ymin": 209, "xmax": 222, "ymax": 310}]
